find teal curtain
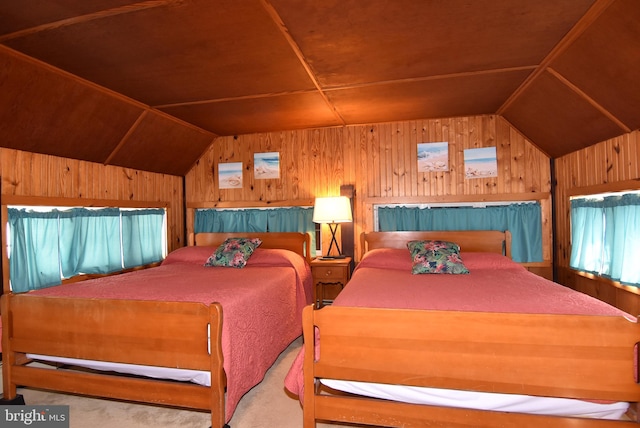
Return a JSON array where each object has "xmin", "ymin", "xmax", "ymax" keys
[
  {"xmin": 571, "ymin": 194, "xmax": 640, "ymax": 287},
  {"xmin": 195, "ymin": 208, "xmax": 268, "ymax": 232},
  {"xmin": 8, "ymin": 209, "xmax": 62, "ymax": 293},
  {"xmin": 377, "ymin": 203, "xmax": 542, "ymax": 263},
  {"xmin": 8, "ymin": 207, "xmax": 166, "ymax": 293},
  {"xmin": 195, "ymin": 207, "xmax": 316, "ymax": 252},
  {"xmin": 122, "ymin": 209, "xmax": 165, "ymax": 267},
  {"xmin": 602, "ymin": 194, "xmax": 640, "ymax": 286},
  {"xmin": 266, "ymin": 206, "xmax": 313, "ymax": 232},
  {"xmin": 569, "ymin": 199, "xmax": 604, "ymax": 274},
  {"xmin": 58, "ymin": 208, "xmax": 122, "ymax": 276},
  {"xmin": 267, "ymin": 206, "xmax": 316, "ymax": 251}
]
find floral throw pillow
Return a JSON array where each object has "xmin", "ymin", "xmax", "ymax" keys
[
  {"xmin": 204, "ymin": 237, "xmax": 262, "ymax": 268},
  {"xmin": 406, "ymin": 240, "xmax": 469, "ymax": 275}
]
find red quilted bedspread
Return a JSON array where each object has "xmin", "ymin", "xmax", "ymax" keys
[
  {"xmin": 30, "ymin": 246, "xmax": 312, "ymax": 423},
  {"xmin": 285, "ymin": 248, "xmax": 632, "ymax": 399}
]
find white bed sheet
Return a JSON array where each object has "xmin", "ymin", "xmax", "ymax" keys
[
  {"xmin": 321, "ymin": 379, "xmax": 629, "ymax": 420},
  {"xmin": 27, "ymin": 354, "xmax": 211, "ymax": 387}
]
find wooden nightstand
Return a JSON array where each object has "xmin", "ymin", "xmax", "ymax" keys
[{"xmin": 310, "ymin": 257, "xmax": 352, "ymax": 308}]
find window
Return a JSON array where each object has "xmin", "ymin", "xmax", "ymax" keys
[
  {"xmin": 570, "ymin": 191, "xmax": 640, "ymax": 287},
  {"xmin": 7, "ymin": 206, "xmax": 166, "ymax": 293}
]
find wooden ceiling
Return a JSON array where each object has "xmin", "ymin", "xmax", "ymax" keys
[{"xmin": 1, "ymin": 0, "xmax": 638, "ymax": 175}]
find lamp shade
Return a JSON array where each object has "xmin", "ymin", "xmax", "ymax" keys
[{"xmin": 312, "ymin": 196, "xmax": 353, "ymax": 224}]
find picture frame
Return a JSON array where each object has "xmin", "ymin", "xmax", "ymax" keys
[
  {"xmin": 254, "ymin": 152, "xmax": 280, "ymax": 179},
  {"xmin": 464, "ymin": 147, "xmax": 498, "ymax": 178},
  {"xmin": 417, "ymin": 142, "xmax": 449, "ymax": 172},
  {"xmin": 218, "ymin": 162, "xmax": 243, "ymax": 189}
]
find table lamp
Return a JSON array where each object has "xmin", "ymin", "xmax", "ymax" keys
[{"xmin": 312, "ymin": 196, "xmax": 353, "ymax": 259}]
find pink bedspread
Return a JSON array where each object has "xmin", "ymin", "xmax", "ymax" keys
[
  {"xmin": 284, "ymin": 248, "xmax": 632, "ymax": 398},
  {"xmin": 30, "ymin": 246, "xmax": 312, "ymax": 422}
]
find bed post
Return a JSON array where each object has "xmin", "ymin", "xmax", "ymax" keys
[
  {"xmin": 1, "ymin": 294, "xmax": 13, "ymax": 399},
  {"xmin": 505, "ymin": 230, "xmax": 512, "ymax": 258},
  {"xmin": 208, "ymin": 302, "xmax": 226, "ymax": 428},
  {"xmin": 0, "ymin": 294, "xmax": 25, "ymax": 405},
  {"xmin": 1, "ymin": 204, "xmax": 11, "ymax": 294},
  {"xmin": 302, "ymin": 305, "xmax": 317, "ymax": 428}
]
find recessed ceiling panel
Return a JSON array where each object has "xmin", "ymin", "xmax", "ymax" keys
[
  {"xmin": 503, "ymin": 71, "xmax": 624, "ymax": 157},
  {"xmin": 160, "ymin": 92, "xmax": 343, "ymax": 136},
  {"xmin": 0, "ymin": 49, "xmax": 142, "ymax": 163},
  {"xmin": 271, "ymin": 0, "xmax": 595, "ymax": 87},
  {"xmin": 0, "ymin": 1, "xmax": 137, "ymax": 35},
  {"xmin": 108, "ymin": 112, "xmax": 214, "ymax": 176},
  {"xmin": 3, "ymin": 0, "xmax": 316, "ymax": 106},
  {"xmin": 328, "ymin": 70, "xmax": 533, "ymax": 124}
]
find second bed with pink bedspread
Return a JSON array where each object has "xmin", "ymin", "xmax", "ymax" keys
[{"xmin": 285, "ymin": 248, "xmax": 635, "ymax": 420}]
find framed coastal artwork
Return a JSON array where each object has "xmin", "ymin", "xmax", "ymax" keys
[
  {"xmin": 417, "ymin": 142, "xmax": 449, "ymax": 172},
  {"xmin": 254, "ymin": 152, "xmax": 280, "ymax": 179},
  {"xmin": 464, "ymin": 147, "xmax": 498, "ymax": 179},
  {"xmin": 218, "ymin": 162, "xmax": 243, "ymax": 189}
]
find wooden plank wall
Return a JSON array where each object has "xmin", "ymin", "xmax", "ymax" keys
[
  {"xmin": 554, "ymin": 130, "xmax": 640, "ymax": 315},
  {"xmin": 185, "ymin": 114, "xmax": 552, "ymax": 268},
  {"xmin": 0, "ymin": 147, "xmax": 185, "ymax": 252}
]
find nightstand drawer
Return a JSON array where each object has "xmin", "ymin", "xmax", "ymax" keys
[{"xmin": 313, "ymin": 266, "xmax": 347, "ymax": 281}]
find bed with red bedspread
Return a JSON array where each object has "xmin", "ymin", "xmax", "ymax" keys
[
  {"xmin": 2, "ymin": 232, "xmax": 312, "ymax": 428},
  {"xmin": 285, "ymin": 230, "xmax": 640, "ymax": 427}
]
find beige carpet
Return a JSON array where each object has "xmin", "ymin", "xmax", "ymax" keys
[{"xmin": 0, "ymin": 337, "xmax": 353, "ymax": 428}]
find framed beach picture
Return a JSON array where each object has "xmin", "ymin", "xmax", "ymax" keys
[
  {"xmin": 254, "ymin": 152, "xmax": 280, "ymax": 179},
  {"xmin": 417, "ymin": 142, "xmax": 449, "ymax": 172},
  {"xmin": 218, "ymin": 162, "xmax": 243, "ymax": 189},
  {"xmin": 464, "ymin": 147, "xmax": 498, "ymax": 179}
]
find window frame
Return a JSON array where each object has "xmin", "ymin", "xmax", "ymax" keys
[
  {"xmin": 1, "ymin": 195, "xmax": 169, "ymax": 294},
  {"xmin": 567, "ymin": 179, "xmax": 640, "ymax": 293}
]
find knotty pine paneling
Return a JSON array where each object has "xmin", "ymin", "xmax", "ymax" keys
[
  {"xmin": 186, "ymin": 127, "xmax": 351, "ymax": 206},
  {"xmin": 0, "ymin": 148, "xmax": 184, "ymax": 252},
  {"xmin": 555, "ymin": 130, "xmax": 640, "ymax": 312},
  {"xmin": 186, "ymin": 115, "xmax": 552, "ymax": 263}
]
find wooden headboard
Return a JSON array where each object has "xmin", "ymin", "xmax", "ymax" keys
[
  {"xmin": 361, "ymin": 230, "xmax": 512, "ymax": 259},
  {"xmin": 191, "ymin": 232, "xmax": 312, "ymax": 263}
]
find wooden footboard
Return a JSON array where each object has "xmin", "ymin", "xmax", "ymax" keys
[
  {"xmin": 303, "ymin": 305, "xmax": 640, "ymax": 427},
  {"xmin": 1, "ymin": 294, "xmax": 226, "ymax": 428}
]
